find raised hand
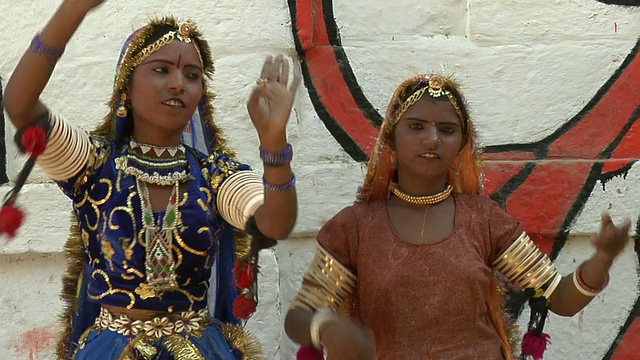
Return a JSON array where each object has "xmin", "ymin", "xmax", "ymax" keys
[
  {"xmin": 592, "ymin": 213, "xmax": 631, "ymax": 264},
  {"xmin": 247, "ymin": 54, "xmax": 301, "ymax": 150}
]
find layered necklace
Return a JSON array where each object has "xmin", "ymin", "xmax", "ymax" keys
[
  {"xmin": 391, "ymin": 184, "xmax": 454, "ymax": 242},
  {"xmin": 116, "ymin": 139, "xmax": 193, "ymax": 293},
  {"xmin": 115, "ymin": 139, "xmax": 191, "ymax": 186}
]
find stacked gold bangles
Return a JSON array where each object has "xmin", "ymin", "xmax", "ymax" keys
[
  {"xmin": 493, "ymin": 232, "xmax": 562, "ymax": 297},
  {"xmin": 216, "ymin": 171, "xmax": 264, "ymax": 230}
]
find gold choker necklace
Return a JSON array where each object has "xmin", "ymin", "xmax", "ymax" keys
[{"xmin": 391, "ymin": 184, "xmax": 453, "ymax": 205}]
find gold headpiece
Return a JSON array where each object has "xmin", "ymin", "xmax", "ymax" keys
[
  {"xmin": 392, "ymin": 74, "xmax": 465, "ymax": 129},
  {"xmin": 116, "ymin": 20, "xmax": 203, "ymax": 91}
]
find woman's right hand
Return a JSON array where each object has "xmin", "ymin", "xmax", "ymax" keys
[{"xmin": 320, "ymin": 318, "xmax": 375, "ymax": 360}]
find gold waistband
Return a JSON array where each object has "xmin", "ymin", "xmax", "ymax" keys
[{"xmin": 95, "ymin": 307, "xmax": 210, "ymax": 338}]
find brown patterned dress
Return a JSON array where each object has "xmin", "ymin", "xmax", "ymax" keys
[{"xmin": 317, "ymin": 194, "xmax": 522, "ymax": 360}]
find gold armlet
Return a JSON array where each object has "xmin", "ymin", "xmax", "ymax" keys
[
  {"xmin": 216, "ymin": 171, "xmax": 264, "ymax": 230},
  {"xmin": 493, "ymin": 232, "xmax": 560, "ymax": 294},
  {"xmin": 290, "ymin": 244, "xmax": 357, "ymax": 312},
  {"xmin": 36, "ymin": 117, "xmax": 91, "ymax": 181}
]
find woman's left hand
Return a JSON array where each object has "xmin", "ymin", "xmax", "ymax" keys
[
  {"xmin": 247, "ymin": 54, "xmax": 301, "ymax": 149},
  {"xmin": 592, "ymin": 212, "xmax": 631, "ymax": 265}
]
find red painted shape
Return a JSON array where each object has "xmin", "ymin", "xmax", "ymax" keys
[
  {"xmin": 611, "ymin": 318, "xmax": 640, "ymax": 359},
  {"xmin": 547, "ymin": 54, "xmax": 640, "ymax": 159},
  {"xmin": 505, "ymin": 162, "xmax": 594, "ymax": 241},
  {"xmin": 483, "ymin": 162, "xmax": 529, "ymax": 195},
  {"xmin": 296, "ymin": 0, "xmax": 314, "ymax": 49},
  {"xmin": 9, "ymin": 326, "xmax": 58, "ymax": 360},
  {"xmin": 296, "ymin": 0, "xmax": 379, "ymax": 155},
  {"xmin": 602, "ymin": 117, "xmax": 640, "ymax": 173}
]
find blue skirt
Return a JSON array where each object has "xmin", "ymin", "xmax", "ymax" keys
[{"xmin": 73, "ymin": 320, "xmax": 238, "ymax": 360}]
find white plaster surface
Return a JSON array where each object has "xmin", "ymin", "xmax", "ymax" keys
[{"xmin": 1, "ymin": 1, "xmax": 639, "ymax": 359}]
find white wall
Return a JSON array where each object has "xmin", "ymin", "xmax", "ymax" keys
[{"xmin": 1, "ymin": 1, "xmax": 639, "ymax": 359}]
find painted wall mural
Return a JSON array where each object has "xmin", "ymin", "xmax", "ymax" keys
[
  {"xmin": 597, "ymin": 0, "xmax": 640, "ymax": 5},
  {"xmin": 288, "ymin": 0, "xmax": 640, "ymax": 358}
]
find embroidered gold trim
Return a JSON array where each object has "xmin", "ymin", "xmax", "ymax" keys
[
  {"xmin": 219, "ymin": 323, "xmax": 265, "ymax": 360},
  {"xmin": 164, "ymin": 334, "xmax": 206, "ymax": 360},
  {"xmin": 94, "ymin": 307, "xmax": 209, "ymax": 338},
  {"xmin": 57, "ymin": 214, "xmax": 85, "ymax": 359}
]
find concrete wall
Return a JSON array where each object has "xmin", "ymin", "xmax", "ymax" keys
[{"xmin": 1, "ymin": 0, "xmax": 639, "ymax": 359}]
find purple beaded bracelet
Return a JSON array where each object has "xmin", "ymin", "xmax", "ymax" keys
[
  {"xmin": 30, "ymin": 34, "xmax": 65, "ymax": 62},
  {"xmin": 260, "ymin": 143, "xmax": 293, "ymax": 167},
  {"xmin": 263, "ymin": 175, "xmax": 296, "ymax": 192}
]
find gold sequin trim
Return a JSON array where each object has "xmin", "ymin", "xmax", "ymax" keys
[{"xmin": 219, "ymin": 323, "xmax": 265, "ymax": 360}]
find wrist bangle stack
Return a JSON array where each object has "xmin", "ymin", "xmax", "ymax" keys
[
  {"xmin": 572, "ymin": 263, "xmax": 609, "ymax": 297},
  {"xmin": 30, "ymin": 34, "xmax": 65, "ymax": 62},
  {"xmin": 260, "ymin": 143, "xmax": 293, "ymax": 167}
]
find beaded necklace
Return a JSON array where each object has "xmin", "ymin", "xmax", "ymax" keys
[
  {"xmin": 137, "ymin": 178, "xmax": 179, "ymax": 291},
  {"xmin": 115, "ymin": 139, "xmax": 192, "ymax": 186},
  {"xmin": 391, "ymin": 184, "xmax": 453, "ymax": 205},
  {"xmin": 116, "ymin": 139, "xmax": 191, "ymax": 294}
]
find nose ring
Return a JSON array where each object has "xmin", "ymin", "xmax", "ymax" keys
[{"xmin": 438, "ymin": 138, "xmax": 443, "ymax": 144}]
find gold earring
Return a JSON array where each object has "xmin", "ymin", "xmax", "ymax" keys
[{"xmin": 116, "ymin": 93, "xmax": 128, "ymax": 117}]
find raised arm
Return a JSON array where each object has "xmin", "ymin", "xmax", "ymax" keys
[
  {"xmin": 494, "ymin": 214, "xmax": 629, "ymax": 317},
  {"xmin": 247, "ymin": 55, "xmax": 301, "ymax": 240},
  {"xmin": 2, "ymin": 0, "xmax": 104, "ymax": 128}
]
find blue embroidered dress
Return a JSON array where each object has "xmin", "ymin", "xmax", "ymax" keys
[{"xmin": 58, "ymin": 136, "xmax": 251, "ymax": 359}]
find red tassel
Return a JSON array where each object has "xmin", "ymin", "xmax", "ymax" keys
[
  {"xmin": 232, "ymin": 294, "xmax": 257, "ymax": 320},
  {"xmin": 0, "ymin": 205, "xmax": 25, "ymax": 239},
  {"xmin": 521, "ymin": 330, "xmax": 551, "ymax": 360},
  {"xmin": 22, "ymin": 126, "xmax": 48, "ymax": 157},
  {"xmin": 233, "ymin": 262, "xmax": 256, "ymax": 289},
  {"xmin": 296, "ymin": 345, "xmax": 324, "ymax": 360}
]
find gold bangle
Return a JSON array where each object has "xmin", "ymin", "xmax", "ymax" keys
[
  {"xmin": 216, "ymin": 171, "xmax": 264, "ymax": 229},
  {"xmin": 290, "ymin": 244, "xmax": 357, "ymax": 312},
  {"xmin": 494, "ymin": 232, "xmax": 559, "ymax": 292}
]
